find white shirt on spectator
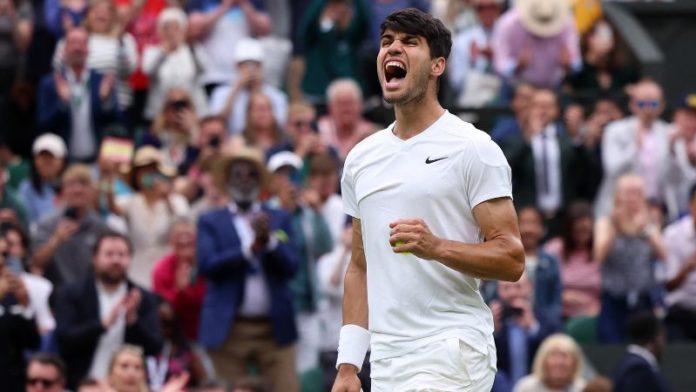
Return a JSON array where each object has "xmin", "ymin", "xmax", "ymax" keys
[
  {"xmin": 317, "ymin": 242, "xmax": 350, "ymax": 351},
  {"xmin": 66, "ymin": 69, "xmax": 96, "ymax": 160},
  {"xmin": 448, "ymin": 23, "xmax": 494, "ymax": 97},
  {"xmin": 208, "ymin": 82, "xmax": 288, "ymax": 136},
  {"xmin": 20, "ymin": 273, "xmax": 55, "ymax": 332},
  {"xmin": 321, "ymin": 193, "xmax": 346, "ymax": 245},
  {"xmin": 667, "ymin": 127, "xmax": 696, "ymax": 214},
  {"xmin": 89, "ymin": 281, "xmax": 127, "ymax": 379},
  {"xmin": 662, "ymin": 215, "xmax": 696, "ymax": 311}
]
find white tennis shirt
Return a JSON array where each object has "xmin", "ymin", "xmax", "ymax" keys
[{"xmin": 341, "ymin": 111, "xmax": 513, "ymax": 361}]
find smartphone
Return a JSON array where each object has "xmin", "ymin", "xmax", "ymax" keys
[{"xmin": 64, "ymin": 206, "xmax": 79, "ymax": 220}]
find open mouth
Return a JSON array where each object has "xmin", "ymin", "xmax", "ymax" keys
[{"xmin": 384, "ymin": 61, "xmax": 407, "ymax": 84}]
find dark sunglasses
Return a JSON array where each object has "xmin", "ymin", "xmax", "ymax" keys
[
  {"xmin": 636, "ymin": 100, "xmax": 660, "ymax": 109},
  {"xmin": 27, "ymin": 378, "xmax": 58, "ymax": 388}
]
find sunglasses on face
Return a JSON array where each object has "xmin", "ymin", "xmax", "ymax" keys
[
  {"xmin": 636, "ymin": 100, "xmax": 660, "ymax": 109},
  {"xmin": 27, "ymin": 378, "xmax": 58, "ymax": 388}
]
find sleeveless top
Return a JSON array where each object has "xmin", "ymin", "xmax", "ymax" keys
[{"xmin": 601, "ymin": 235, "xmax": 654, "ymax": 296}]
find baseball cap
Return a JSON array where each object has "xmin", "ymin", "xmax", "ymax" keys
[
  {"xmin": 234, "ymin": 38, "xmax": 264, "ymax": 64},
  {"xmin": 267, "ymin": 151, "xmax": 303, "ymax": 173},
  {"xmin": 33, "ymin": 133, "xmax": 67, "ymax": 158}
]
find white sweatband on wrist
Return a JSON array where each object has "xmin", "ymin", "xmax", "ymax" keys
[{"xmin": 336, "ymin": 324, "xmax": 370, "ymax": 371}]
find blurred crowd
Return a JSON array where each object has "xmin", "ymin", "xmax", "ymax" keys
[{"xmin": 0, "ymin": 0, "xmax": 694, "ymax": 391}]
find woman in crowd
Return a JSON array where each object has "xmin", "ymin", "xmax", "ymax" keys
[
  {"xmin": 544, "ymin": 201, "xmax": 601, "ymax": 319},
  {"xmin": 108, "ymin": 345, "xmax": 150, "ymax": 392},
  {"xmin": 18, "ymin": 134, "xmax": 67, "ymax": 225},
  {"xmin": 231, "ymin": 92, "xmax": 285, "ymax": 155},
  {"xmin": 513, "ymin": 334, "xmax": 586, "ymax": 392},
  {"xmin": 594, "ymin": 174, "xmax": 667, "ymax": 343},
  {"xmin": 141, "ymin": 7, "xmax": 207, "ymax": 121}
]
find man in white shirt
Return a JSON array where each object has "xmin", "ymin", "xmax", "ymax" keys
[
  {"xmin": 666, "ymin": 94, "xmax": 696, "ymax": 216},
  {"xmin": 333, "ymin": 8, "xmax": 525, "ymax": 392}
]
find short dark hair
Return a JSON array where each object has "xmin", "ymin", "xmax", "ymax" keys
[
  {"xmin": 93, "ymin": 230, "xmax": 133, "ymax": 256},
  {"xmin": 380, "ymin": 8, "xmax": 452, "ymax": 60},
  {"xmin": 28, "ymin": 353, "xmax": 67, "ymax": 380},
  {"xmin": 199, "ymin": 115, "xmax": 227, "ymax": 129},
  {"xmin": 627, "ymin": 311, "xmax": 662, "ymax": 346}
]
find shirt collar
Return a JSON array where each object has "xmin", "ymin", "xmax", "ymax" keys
[{"xmin": 628, "ymin": 344, "xmax": 659, "ymax": 369}]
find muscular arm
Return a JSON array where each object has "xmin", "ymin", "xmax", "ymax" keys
[
  {"xmin": 390, "ymin": 197, "xmax": 524, "ymax": 282},
  {"xmin": 342, "ymin": 218, "xmax": 368, "ymax": 329}
]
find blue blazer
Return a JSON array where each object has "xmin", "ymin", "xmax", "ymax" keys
[
  {"xmin": 613, "ymin": 352, "xmax": 671, "ymax": 392},
  {"xmin": 196, "ymin": 206, "xmax": 299, "ymax": 349},
  {"xmin": 533, "ymin": 249, "xmax": 562, "ymax": 324}
]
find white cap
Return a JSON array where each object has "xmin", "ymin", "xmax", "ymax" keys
[
  {"xmin": 234, "ymin": 38, "xmax": 264, "ymax": 64},
  {"xmin": 267, "ymin": 151, "xmax": 303, "ymax": 173},
  {"xmin": 33, "ymin": 133, "xmax": 67, "ymax": 158}
]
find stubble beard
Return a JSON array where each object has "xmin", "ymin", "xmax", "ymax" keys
[{"xmin": 382, "ymin": 69, "xmax": 430, "ymax": 107}]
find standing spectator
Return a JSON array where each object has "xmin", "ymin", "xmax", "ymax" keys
[
  {"xmin": 0, "ymin": 160, "xmax": 29, "ymax": 229},
  {"xmin": 31, "ymin": 164, "xmax": 108, "ymax": 288},
  {"xmin": 667, "ymin": 93, "xmax": 696, "ymax": 216},
  {"xmin": 491, "ymin": 0, "xmax": 581, "ymax": 90},
  {"xmin": 142, "ymin": 7, "xmax": 208, "ymax": 121},
  {"xmin": 196, "ymin": 149, "xmax": 299, "ymax": 392},
  {"xmin": 209, "ymin": 37, "xmax": 287, "ymax": 136},
  {"xmin": 25, "ymin": 354, "xmax": 67, "ymax": 392},
  {"xmin": 52, "ymin": 0, "xmax": 138, "ymax": 112},
  {"xmin": 317, "ymin": 79, "xmax": 375, "ymax": 162},
  {"xmin": 106, "ymin": 345, "xmax": 151, "ymax": 392},
  {"xmin": 0, "ymin": 0, "xmax": 33, "ymax": 99},
  {"xmin": 662, "ymin": 184, "xmax": 696, "ymax": 341},
  {"xmin": 186, "ymin": 0, "xmax": 271, "ymax": 92},
  {"xmin": 152, "ymin": 218, "xmax": 206, "ymax": 341},
  {"xmin": 490, "ymin": 82, "xmax": 535, "ymax": 145},
  {"xmin": 54, "ymin": 231, "xmax": 163, "ymax": 388},
  {"xmin": 18, "ymin": 134, "xmax": 67, "ymax": 226},
  {"xmin": 595, "ymin": 79, "xmax": 677, "ymax": 218},
  {"xmin": 306, "ymin": 153, "xmax": 344, "ymax": 243},
  {"xmin": 37, "ymin": 27, "xmax": 120, "ymax": 163},
  {"xmin": 613, "ymin": 312, "xmax": 671, "ymax": 392},
  {"xmin": 299, "ymin": 0, "xmax": 369, "ymax": 105},
  {"xmin": 513, "ymin": 334, "xmax": 586, "ymax": 392},
  {"xmin": 594, "ymin": 175, "xmax": 667, "ymax": 343},
  {"xmin": 267, "ymin": 101, "xmax": 334, "ymax": 163},
  {"xmin": 544, "ymin": 202, "xmax": 601, "ymax": 319},
  {"xmin": 230, "ymin": 92, "xmax": 286, "ymax": 155}
]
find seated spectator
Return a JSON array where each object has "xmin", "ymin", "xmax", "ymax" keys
[
  {"xmin": 0, "ymin": 0, "xmax": 32, "ymax": 99},
  {"xmin": 544, "ymin": 202, "xmax": 601, "ymax": 319},
  {"xmin": 230, "ymin": 92, "xmax": 286, "ymax": 155},
  {"xmin": 31, "ymin": 164, "xmax": 108, "ymax": 288},
  {"xmin": 667, "ymin": 93, "xmax": 696, "ymax": 216},
  {"xmin": 189, "ymin": 116, "xmax": 230, "ymax": 177},
  {"xmin": 518, "ymin": 206, "xmax": 562, "ymax": 323},
  {"xmin": 52, "ymin": 0, "xmax": 138, "ymax": 111},
  {"xmin": 37, "ymin": 27, "xmax": 121, "ymax": 163},
  {"xmin": 197, "ymin": 149, "xmax": 299, "ymax": 391},
  {"xmin": 18, "ymin": 134, "xmax": 67, "ymax": 226},
  {"xmin": 152, "ymin": 218, "xmax": 206, "ymax": 341},
  {"xmin": 491, "ymin": 0, "xmax": 581, "ymax": 90},
  {"xmin": 0, "ymin": 240, "xmax": 41, "ymax": 392},
  {"xmin": 491, "ymin": 271, "xmax": 560, "ymax": 388},
  {"xmin": 490, "ymin": 82, "xmax": 535, "ymax": 145},
  {"xmin": 306, "ymin": 153, "xmax": 345, "ymax": 243},
  {"xmin": 107, "ymin": 345, "xmax": 150, "ymax": 392},
  {"xmin": 142, "ymin": 7, "xmax": 208, "ymax": 121},
  {"xmin": 317, "ymin": 79, "xmax": 376, "ymax": 162},
  {"xmin": 613, "ymin": 312, "xmax": 671, "ymax": 392},
  {"xmin": 25, "ymin": 353, "xmax": 67, "ymax": 392},
  {"xmin": 662, "ymin": 184, "xmax": 696, "ymax": 341},
  {"xmin": 514, "ymin": 333, "xmax": 586, "ymax": 392},
  {"xmin": 54, "ymin": 231, "xmax": 163, "ymax": 388},
  {"xmin": 299, "ymin": 0, "xmax": 369, "ymax": 105},
  {"xmin": 111, "ymin": 146, "xmax": 189, "ymax": 288},
  {"xmin": 209, "ymin": 38, "xmax": 288, "ymax": 136},
  {"xmin": 267, "ymin": 101, "xmax": 335, "ymax": 163},
  {"xmin": 0, "ymin": 159, "xmax": 29, "ymax": 230},
  {"xmin": 594, "ymin": 175, "xmax": 667, "ymax": 343}
]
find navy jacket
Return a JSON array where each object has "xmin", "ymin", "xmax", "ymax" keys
[
  {"xmin": 54, "ymin": 278, "xmax": 163, "ymax": 389},
  {"xmin": 533, "ymin": 249, "xmax": 562, "ymax": 324},
  {"xmin": 196, "ymin": 206, "xmax": 299, "ymax": 349},
  {"xmin": 613, "ymin": 352, "xmax": 671, "ymax": 392}
]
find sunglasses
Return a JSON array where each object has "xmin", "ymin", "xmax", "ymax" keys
[
  {"xmin": 27, "ymin": 378, "xmax": 58, "ymax": 388},
  {"xmin": 636, "ymin": 100, "xmax": 660, "ymax": 109}
]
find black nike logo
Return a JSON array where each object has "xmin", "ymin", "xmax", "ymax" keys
[{"xmin": 425, "ymin": 156, "xmax": 448, "ymax": 164}]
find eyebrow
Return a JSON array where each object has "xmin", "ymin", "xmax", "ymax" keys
[{"xmin": 380, "ymin": 32, "xmax": 420, "ymax": 41}]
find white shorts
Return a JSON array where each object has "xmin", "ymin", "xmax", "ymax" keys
[{"xmin": 370, "ymin": 337, "xmax": 497, "ymax": 392}]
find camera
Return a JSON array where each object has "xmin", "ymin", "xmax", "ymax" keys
[{"xmin": 64, "ymin": 206, "xmax": 79, "ymax": 220}]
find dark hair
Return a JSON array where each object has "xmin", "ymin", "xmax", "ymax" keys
[
  {"xmin": 199, "ymin": 115, "xmax": 227, "ymax": 129},
  {"xmin": 561, "ymin": 201, "xmax": 594, "ymax": 261},
  {"xmin": 28, "ymin": 353, "xmax": 67, "ymax": 380},
  {"xmin": 0, "ymin": 222, "xmax": 30, "ymax": 251},
  {"xmin": 309, "ymin": 153, "xmax": 339, "ymax": 176},
  {"xmin": 92, "ymin": 230, "xmax": 133, "ymax": 256},
  {"xmin": 380, "ymin": 8, "xmax": 452, "ymax": 61},
  {"xmin": 30, "ymin": 153, "xmax": 66, "ymax": 195},
  {"xmin": 77, "ymin": 378, "xmax": 101, "ymax": 390},
  {"xmin": 627, "ymin": 311, "xmax": 662, "ymax": 346}
]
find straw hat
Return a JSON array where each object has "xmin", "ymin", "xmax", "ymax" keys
[
  {"xmin": 212, "ymin": 147, "xmax": 269, "ymax": 190},
  {"xmin": 132, "ymin": 146, "xmax": 176, "ymax": 177},
  {"xmin": 517, "ymin": 0, "xmax": 570, "ymax": 38}
]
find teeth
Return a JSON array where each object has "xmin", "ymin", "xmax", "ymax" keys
[{"xmin": 386, "ymin": 61, "xmax": 405, "ymax": 70}]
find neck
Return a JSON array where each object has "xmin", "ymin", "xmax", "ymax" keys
[
  {"xmin": 637, "ymin": 117, "xmax": 655, "ymax": 130},
  {"xmin": 70, "ymin": 65, "xmax": 86, "ymax": 78},
  {"xmin": 393, "ymin": 95, "xmax": 445, "ymax": 140},
  {"xmin": 99, "ymin": 279, "xmax": 123, "ymax": 294}
]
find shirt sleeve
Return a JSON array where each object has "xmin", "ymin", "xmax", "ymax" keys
[
  {"xmin": 340, "ymin": 158, "xmax": 359, "ymax": 218},
  {"xmin": 463, "ymin": 137, "xmax": 513, "ymax": 208}
]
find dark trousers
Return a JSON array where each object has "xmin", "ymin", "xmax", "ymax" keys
[
  {"xmin": 665, "ymin": 305, "xmax": 696, "ymax": 341},
  {"xmin": 598, "ymin": 291, "xmax": 653, "ymax": 343}
]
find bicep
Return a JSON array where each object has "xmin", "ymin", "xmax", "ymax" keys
[{"xmin": 472, "ymin": 197, "xmax": 521, "ymax": 242}]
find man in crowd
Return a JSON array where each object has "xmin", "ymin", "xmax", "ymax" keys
[
  {"xmin": 54, "ymin": 231, "xmax": 163, "ymax": 388},
  {"xmin": 490, "ymin": 83, "xmax": 536, "ymax": 145},
  {"xmin": 667, "ymin": 93, "xmax": 696, "ymax": 216},
  {"xmin": 196, "ymin": 149, "xmax": 299, "ymax": 391},
  {"xmin": 25, "ymin": 354, "xmax": 67, "ymax": 392}
]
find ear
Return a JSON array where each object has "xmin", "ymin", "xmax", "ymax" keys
[{"xmin": 431, "ymin": 57, "xmax": 446, "ymax": 78}]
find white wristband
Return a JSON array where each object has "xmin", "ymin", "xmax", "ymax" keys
[{"xmin": 336, "ymin": 324, "xmax": 370, "ymax": 371}]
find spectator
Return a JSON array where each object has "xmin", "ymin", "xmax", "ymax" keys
[
  {"xmin": 152, "ymin": 218, "xmax": 206, "ymax": 341},
  {"xmin": 267, "ymin": 101, "xmax": 334, "ymax": 163},
  {"xmin": 186, "ymin": 0, "xmax": 271, "ymax": 92},
  {"xmin": 518, "ymin": 206, "xmax": 562, "ymax": 323},
  {"xmin": 52, "ymin": 0, "xmax": 138, "ymax": 112},
  {"xmin": 196, "ymin": 149, "xmax": 299, "ymax": 391},
  {"xmin": 491, "ymin": 0, "xmax": 581, "ymax": 90},
  {"xmin": 106, "ymin": 345, "xmax": 150, "ymax": 392},
  {"xmin": 513, "ymin": 334, "xmax": 586, "ymax": 392},
  {"xmin": 667, "ymin": 93, "xmax": 696, "ymax": 216},
  {"xmin": 0, "ymin": 236, "xmax": 41, "ymax": 392},
  {"xmin": 0, "ymin": 159, "xmax": 29, "ymax": 229},
  {"xmin": 209, "ymin": 37, "xmax": 288, "ymax": 136},
  {"xmin": 594, "ymin": 174, "xmax": 667, "ymax": 343},
  {"xmin": 192, "ymin": 115, "xmax": 230, "ymax": 171},
  {"xmin": 111, "ymin": 146, "xmax": 189, "ymax": 288},
  {"xmin": 31, "ymin": 164, "xmax": 108, "ymax": 288},
  {"xmin": 613, "ymin": 312, "xmax": 671, "ymax": 392},
  {"xmin": 18, "ymin": 134, "xmax": 67, "ymax": 226},
  {"xmin": 448, "ymin": 0, "xmax": 503, "ymax": 107},
  {"xmin": 188, "ymin": 155, "xmax": 230, "ymax": 223},
  {"xmin": 230, "ymin": 92, "xmax": 286, "ymax": 155},
  {"xmin": 25, "ymin": 353, "xmax": 67, "ymax": 392},
  {"xmin": 299, "ymin": 0, "xmax": 369, "ymax": 104},
  {"xmin": 594, "ymin": 79, "xmax": 677, "ymax": 218},
  {"xmin": 142, "ymin": 7, "xmax": 208, "ymax": 121},
  {"xmin": 54, "ymin": 231, "xmax": 163, "ymax": 388},
  {"xmin": 94, "ymin": 142, "xmax": 134, "ymax": 221},
  {"xmin": 0, "ymin": 0, "xmax": 33, "ymax": 99},
  {"xmin": 1, "ymin": 134, "xmax": 31, "ymax": 191},
  {"xmin": 491, "ymin": 272, "xmax": 560, "ymax": 388},
  {"xmin": 37, "ymin": 27, "xmax": 121, "ymax": 163},
  {"xmin": 317, "ymin": 79, "xmax": 376, "ymax": 162},
  {"xmin": 490, "ymin": 82, "xmax": 536, "ymax": 145},
  {"xmin": 662, "ymin": 183, "xmax": 696, "ymax": 341},
  {"xmin": 306, "ymin": 153, "xmax": 344, "ymax": 243},
  {"xmin": 544, "ymin": 201, "xmax": 601, "ymax": 319}
]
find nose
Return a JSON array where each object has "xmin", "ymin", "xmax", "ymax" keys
[{"xmin": 387, "ymin": 39, "xmax": 404, "ymax": 55}]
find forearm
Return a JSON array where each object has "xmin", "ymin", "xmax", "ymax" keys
[
  {"xmin": 342, "ymin": 264, "xmax": 368, "ymax": 328},
  {"xmin": 432, "ymin": 235, "xmax": 524, "ymax": 281},
  {"xmin": 31, "ymin": 238, "xmax": 60, "ymax": 269},
  {"xmin": 666, "ymin": 261, "xmax": 695, "ymax": 291},
  {"xmin": 240, "ymin": 1, "xmax": 270, "ymax": 37}
]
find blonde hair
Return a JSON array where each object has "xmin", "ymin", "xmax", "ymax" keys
[
  {"xmin": 84, "ymin": 0, "xmax": 119, "ymax": 37},
  {"xmin": 532, "ymin": 334, "xmax": 583, "ymax": 384},
  {"xmin": 613, "ymin": 174, "xmax": 645, "ymax": 206},
  {"xmin": 108, "ymin": 345, "xmax": 149, "ymax": 392},
  {"xmin": 62, "ymin": 163, "xmax": 93, "ymax": 186}
]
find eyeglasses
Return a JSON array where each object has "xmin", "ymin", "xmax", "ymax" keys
[
  {"xmin": 26, "ymin": 378, "xmax": 58, "ymax": 388},
  {"xmin": 636, "ymin": 100, "xmax": 660, "ymax": 109}
]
